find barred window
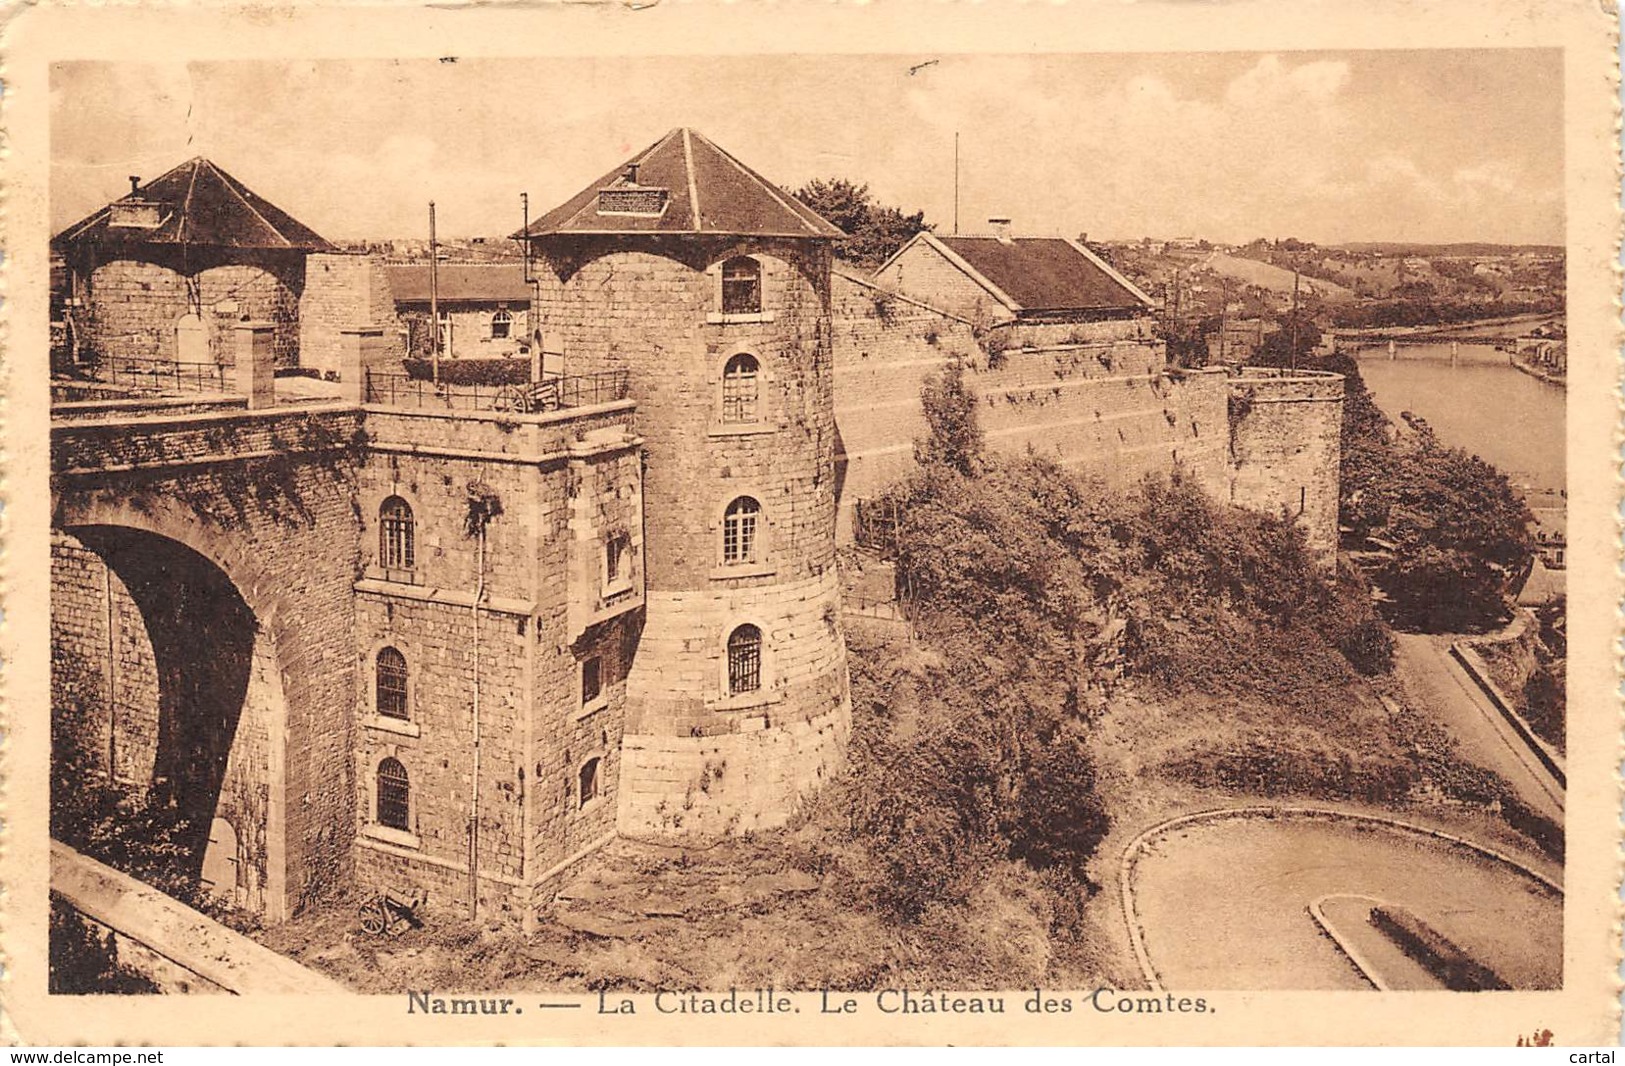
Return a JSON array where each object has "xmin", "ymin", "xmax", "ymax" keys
[
  {"xmin": 582, "ymin": 655, "xmax": 602, "ymax": 707},
  {"xmin": 727, "ymin": 624, "xmax": 762, "ymax": 695},
  {"xmin": 491, "ymin": 309, "xmax": 512, "ymax": 339},
  {"xmin": 721, "ymin": 256, "xmax": 761, "ymax": 315},
  {"xmin": 722, "ymin": 497, "xmax": 761, "ymax": 566},
  {"xmin": 376, "ymin": 758, "xmax": 409, "ymax": 831},
  {"xmin": 376, "ymin": 647, "xmax": 409, "ymax": 720},
  {"xmin": 721, "ymin": 353, "xmax": 759, "ymax": 424},
  {"xmin": 380, "ymin": 496, "xmax": 415, "ymax": 571},
  {"xmin": 579, "ymin": 757, "xmax": 601, "ymax": 809}
]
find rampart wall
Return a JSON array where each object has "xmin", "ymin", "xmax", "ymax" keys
[{"xmin": 831, "ymin": 272, "xmax": 1232, "ymax": 539}]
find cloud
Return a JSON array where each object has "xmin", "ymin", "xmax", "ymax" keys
[{"xmin": 1225, "ymin": 54, "xmax": 1350, "ymax": 108}]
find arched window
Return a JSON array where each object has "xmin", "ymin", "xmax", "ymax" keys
[
  {"xmin": 579, "ymin": 757, "xmax": 601, "ymax": 809},
  {"xmin": 491, "ymin": 309, "xmax": 512, "ymax": 340},
  {"xmin": 727, "ymin": 624, "xmax": 763, "ymax": 695},
  {"xmin": 721, "ymin": 353, "xmax": 760, "ymax": 424},
  {"xmin": 721, "ymin": 256, "xmax": 762, "ymax": 315},
  {"xmin": 380, "ymin": 496, "xmax": 415, "ymax": 571},
  {"xmin": 376, "ymin": 758, "xmax": 410, "ymax": 830},
  {"xmin": 722, "ymin": 497, "xmax": 761, "ymax": 566},
  {"xmin": 376, "ymin": 647, "xmax": 409, "ymax": 720}
]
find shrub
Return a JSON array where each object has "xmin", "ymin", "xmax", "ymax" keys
[{"xmin": 401, "ymin": 357, "xmax": 531, "ymax": 386}]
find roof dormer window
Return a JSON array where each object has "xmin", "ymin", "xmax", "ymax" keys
[
  {"xmin": 597, "ymin": 164, "xmax": 670, "ymax": 218},
  {"xmin": 108, "ymin": 200, "xmax": 165, "ymax": 230}
]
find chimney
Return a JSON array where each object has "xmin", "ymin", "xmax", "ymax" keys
[
  {"xmin": 624, "ymin": 162, "xmax": 640, "ymax": 185},
  {"xmin": 128, "ymin": 176, "xmax": 141, "ymax": 197},
  {"xmin": 989, "ymin": 216, "xmax": 1013, "ymax": 242}
]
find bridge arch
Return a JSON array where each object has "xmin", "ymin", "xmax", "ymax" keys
[{"xmin": 51, "ymin": 510, "xmax": 291, "ymax": 921}]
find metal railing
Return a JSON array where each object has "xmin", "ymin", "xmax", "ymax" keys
[
  {"xmin": 91, "ymin": 357, "xmax": 230, "ymax": 395},
  {"xmin": 363, "ymin": 369, "xmax": 631, "ymax": 413}
]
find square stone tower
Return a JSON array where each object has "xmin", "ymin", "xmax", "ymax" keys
[{"xmin": 518, "ymin": 129, "xmax": 852, "ymax": 837}]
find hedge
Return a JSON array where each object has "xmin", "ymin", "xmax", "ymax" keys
[{"xmin": 402, "ymin": 357, "xmax": 532, "ymax": 386}]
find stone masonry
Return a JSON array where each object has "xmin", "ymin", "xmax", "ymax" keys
[
  {"xmin": 76, "ymin": 251, "xmax": 306, "ymax": 368},
  {"xmin": 530, "ymin": 235, "xmax": 853, "ymax": 840}
]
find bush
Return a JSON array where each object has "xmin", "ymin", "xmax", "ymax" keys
[
  {"xmin": 401, "ymin": 357, "xmax": 531, "ymax": 386},
  {"xmin": 49, "ymin": 900, "xmax": 160, "ymax": 994}
]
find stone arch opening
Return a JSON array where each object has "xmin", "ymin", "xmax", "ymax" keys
[{"xmin": 52, "ymin": 523, "xmax": 287, "ymax": 918}]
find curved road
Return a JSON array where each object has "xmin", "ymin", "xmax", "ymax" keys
[{"xmin": 1130, "ymin": 815, "xmax": 1562, "ymax": 990}]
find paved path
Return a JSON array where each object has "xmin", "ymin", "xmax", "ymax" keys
[
  {"xmin": 1392, "ymin": 632, "xmax": 1564, "ymax": 824},
  {"xmin": 1129, "ymin": 816, "xmax": 1562, "ymax": 990}
]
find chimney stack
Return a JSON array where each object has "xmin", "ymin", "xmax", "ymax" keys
[
  {"xmin": 624, "ymin": 162, "xmax": 641, "ymax": 185},
  {"xmin": 989, "ymin": 216, "xmax": 1013, "ymax": 242},
  {"xmin": 128, "ymin": 176, "xmax": 141, "ymax": 197}
]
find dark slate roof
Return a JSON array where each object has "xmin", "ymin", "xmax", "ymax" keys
[
  {"xmin": 386, "ymin": 263, "xmax": 532, "ymax": 304},
  {"xmin": 518, "ymin": 128, "xmax": 843, "ymax": 240},
  {"xmin": 937, "ymin": 236, "xmax": 1149, "ymax": 312},
  {"xmin": 53, "ymin": 157, "xmax": 333, "ymax": 253}
]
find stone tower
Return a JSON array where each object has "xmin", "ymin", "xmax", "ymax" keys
[
  {"xmin": 520, "ymin": 129, "xmax": 852, "ymax": 837},
  {"xmin": 53, "ymin": 157, "xmax": 334, "ymax": 369}
]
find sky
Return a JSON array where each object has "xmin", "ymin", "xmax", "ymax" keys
[{"xmin": 50, "ymin": 51, "xmax": 1564, "ymax": 247}]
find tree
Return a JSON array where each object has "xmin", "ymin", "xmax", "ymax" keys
[
  {"xmin": 915, "ymin": 361, "xmax": 983, "ymax": 477},
  {"xmin": 1253, "ymin": 311, "xmax": 1323, "ymax": 367},
  {"xmin": 792, "ymin": 179, "xmax": 930, "ymax": 270},
  {"xmin": 1326, "ymin": 355, "xmax": 1534, "ymax": 632}
]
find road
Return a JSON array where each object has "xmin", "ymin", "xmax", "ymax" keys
[
  {"xmin": 1130, "ymin": 814, "xmax": 1562, "ymax": 990},
  {"xmin": 1391, "ymin": 632, "xmax": 1564, "ymax": 825}
]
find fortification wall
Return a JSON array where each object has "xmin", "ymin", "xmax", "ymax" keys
[
  {"xmin": 830, "ymin": 272, "xmax": 1230, "ymax": 537},
  {"xmin": 1226, "ymin": 369, "xmax": 1344, "ymax": 565},
  {"xmin": 83, "ymin": 253, "xmax": 304, "ymax": 368}
]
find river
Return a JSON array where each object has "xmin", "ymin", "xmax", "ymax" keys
[{"xmin": 1354, "ymin": 343, "xmax": 1566, "ymax": 498}]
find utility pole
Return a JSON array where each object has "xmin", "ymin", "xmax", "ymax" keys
[
  {"xmin": 520, "ymin": 192, "xmax": 531, "ymax": 284},
  {"xmin": 1219, "ymin": 278, "xmax": 1231, "ymax": 364},
  {"xmin": 1289, "ymin": 266, "xmax": 1301, "ymax": 371},
  {"xmin": 429, "ymin": 201, "xmax": 441, "ymax": 385},
  {"xmin": 953, "ymin": 132, "xmax": 960, "ymax": 236}
]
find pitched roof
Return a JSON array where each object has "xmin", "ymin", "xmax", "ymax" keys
[
  {"xmin": 518, "ymin": 128, "xmax": 843, "ymax": 240},
  {"xmin": 386, "ymin": 263, "xmax": 532, "ymax": 304},
  {"xmin": 53, "ymin": 157, "xmax": 332, "ymax": 253},
  {"xmin": 926, "ymin": 235, "xmax": 1153, "ymax": 314}
]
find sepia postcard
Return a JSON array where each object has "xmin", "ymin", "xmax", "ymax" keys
[{"xmin": 1, "ymin": 0, "xmax": 1619, "ymax": 1047}]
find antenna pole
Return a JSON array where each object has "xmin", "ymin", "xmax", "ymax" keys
[{"xmin": 429, "ymin": 201, "xmax": 440, "ymax": 385}]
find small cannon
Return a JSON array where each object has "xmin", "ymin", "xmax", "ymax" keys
[{"xmin": 358, "ymin": 887, "xmax": 426, "ymax": 936}]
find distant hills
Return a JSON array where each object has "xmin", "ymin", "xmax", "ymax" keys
[{"xmin": 1333, "ymin": 242, "xmax": 1564, "ymax": 257}]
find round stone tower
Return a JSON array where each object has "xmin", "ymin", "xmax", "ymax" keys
[{"xmin": 522, "ymin": 129, "xmax": 851, "ymax": 837}]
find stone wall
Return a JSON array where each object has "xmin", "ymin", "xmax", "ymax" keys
[
  {"xmin": 873, "ymin": 238, "xmax": 1011, "ymax": 323},
  {"xmin": 299, "ymin": 253, "xmax": 406, "ymax": 377},
  {"xmin": 353, "ymin": 404, "xmax": 640, "ymax": 922},
  {"xmin": 50, "ymin": 534, "xmax": 160, "ymax": 785},
  {"xmin": 830, "ymin": 271, "xmax": 1231, "ymax": 539},
  {"xmin": 1226, "ymin": 368, "xmax": 1344, "ymax": 564},
  {"xmin": 52, "ymin": 407, "xmax": 365, "ymax": 919},
  {"xmin": 80, "ymin": 250, "xmax": 305, "ymax": 368}
]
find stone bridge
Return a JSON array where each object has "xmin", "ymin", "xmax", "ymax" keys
[{"xmin": 51, "ymin": 398, "xmax": 365, "ymax": 921}]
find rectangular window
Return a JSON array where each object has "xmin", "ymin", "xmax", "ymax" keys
[
  {"xmin": 605, "ymin": 533, "xmax": 630, "ymax": 585},
  {"xmin": 721, "ymin": 259, "xmax": 762, "ymax": 315},
  {"xmin": 581, "ymin": 655, "xmax": 602, "ymax": 707}
]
